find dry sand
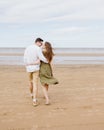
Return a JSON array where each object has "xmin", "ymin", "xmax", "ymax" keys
[{"xmin": 0, "ymin": 64, "xmax": 104, "ymax": 130}]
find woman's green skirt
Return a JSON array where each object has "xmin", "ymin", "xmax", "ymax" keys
[{"xmin": 39, "ymin": 62, "xmax": 59, "ymax": 85}]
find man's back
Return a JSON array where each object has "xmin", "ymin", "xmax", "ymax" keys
[
  {"xmin": 24, "ymin": 45, "xmax": 39, "ymax": 63},
  {"xmin": 24, "ymin": 44, "xmax": 48, "ymax": 72},
  {"xmin": 24, "ymin": 44, "xmax": 40, "ymax": 72}
]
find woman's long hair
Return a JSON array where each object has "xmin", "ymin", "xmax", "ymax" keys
[{"xmin": 43, "ymin": 42, "xmax": 54, "ymax": 63}]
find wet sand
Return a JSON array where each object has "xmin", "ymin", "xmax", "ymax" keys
[{"xmin": 0, "ymin": 65, "xmax": 104, "ymax": 130}]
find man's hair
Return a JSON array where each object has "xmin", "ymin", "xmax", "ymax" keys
[{"xmin": 35, "ymin": 38, "xmax": 43, "ymax": 43}]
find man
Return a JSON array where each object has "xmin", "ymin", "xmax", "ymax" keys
[{"xmin": 24, "ymin": 38, "xmax": 48, "ymax": 106}]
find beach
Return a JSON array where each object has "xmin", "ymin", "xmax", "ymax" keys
[{"xmin": 0, "ymin": 64, "xmax": 104, "ymax": 130}]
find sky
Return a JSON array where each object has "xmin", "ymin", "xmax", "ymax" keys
[{"xmin": 0, "ymin": 0, "xmax": 104, "ymax": 48}]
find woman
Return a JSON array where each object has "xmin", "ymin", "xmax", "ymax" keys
[{"xmin": 39, "ymin": 42, "xmax": 58, "ymax": 105}]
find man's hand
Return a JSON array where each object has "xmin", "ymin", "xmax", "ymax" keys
[{"xmin": 26, "ymin": 59, "xmax": 40, "ymax": 66}]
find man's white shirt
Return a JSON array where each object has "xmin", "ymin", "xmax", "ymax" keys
[{"xmin": 24, "ymin": 44, "xmax": 47, "ymax": 72}]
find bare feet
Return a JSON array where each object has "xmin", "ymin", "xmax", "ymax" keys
[
  {"xmin": 45, "ymin": 100, "xmax": 50, "ymax": 105},
  {"xmin": 33, "ymin": 99, "xmax": 39, "ymax": 107},
  {"xmin": 33, "ymin": 101, "xmax": 39, "ymax": 107}
]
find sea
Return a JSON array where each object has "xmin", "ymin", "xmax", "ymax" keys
[{"xmin": 0, "ymin": 48, "xmax": 104, "ymax": 65}]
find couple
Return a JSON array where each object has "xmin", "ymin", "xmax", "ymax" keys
[{"xmin": 24, "ymin": 38, "xmax": 58, "ymax": 106}]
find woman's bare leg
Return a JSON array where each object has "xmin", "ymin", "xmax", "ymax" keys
[
  {"xmin": 42, "ymin": 84, "xmax": 50, "ymax": 104},
  {"xmin": 45, "ymin": 84, "xmax": 49, "ymax": 91}
]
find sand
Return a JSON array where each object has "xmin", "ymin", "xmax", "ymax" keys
[{"xmin": 0, "ymin": 64, "xmax": 104, "ymax": 130}]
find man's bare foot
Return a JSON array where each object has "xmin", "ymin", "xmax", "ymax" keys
[
  {"xmin": 33, "ymin": 99, "xmax": 39, "ymax": 107},
  {"xmin": 33, "ymin": 101, "xmax": 39, "ymax": 107}
]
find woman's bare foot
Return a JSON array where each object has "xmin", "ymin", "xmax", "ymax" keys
[{"xmin": 45, "ymin": 100, "xmax": 50, "ymax": 105}]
